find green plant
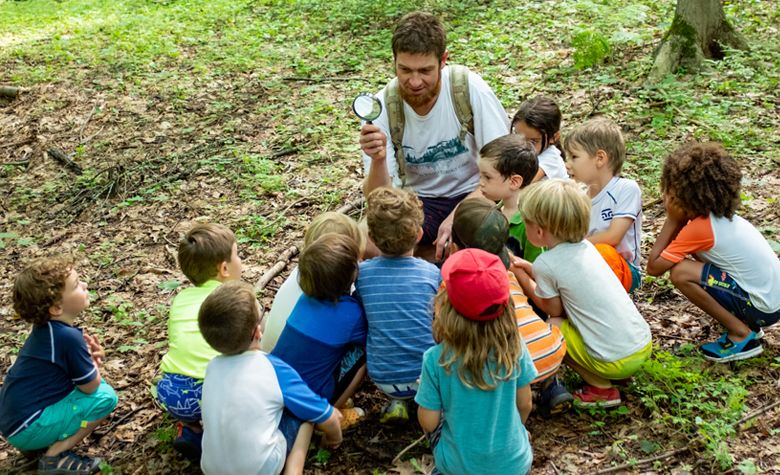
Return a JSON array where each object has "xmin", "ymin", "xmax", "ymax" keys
[{"xmin": 572, "ymin": 30, "xmax": 611, "ymax": 69}]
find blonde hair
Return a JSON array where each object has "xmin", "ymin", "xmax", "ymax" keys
[
  {"xmin": 432, "ymin": 289, "xmax": 520, "ymax": 390},
  {"xmin": 563, "ymin": 117, "xmax": 626, "ymax": 175},
  {"xmin": 304, "ymin": 212, "xmax": 366, "ymax": 257},
  {"xmin": 519, "ymin": 179, "xmax": 590, "ymax": 243},
  {"xmin": 366, "ymin": 187, "xmax": 423, "ymax": 256}
]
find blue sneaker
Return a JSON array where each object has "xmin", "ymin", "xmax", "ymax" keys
[
  {"xmin": 700, "ymin": 331, "xmax": 763, "ymax": 362},
  {"xmin": 173, "ymin": 422, "xmax": 202, "ymax": 461},
  {"xmin": 538, "ymin": 378, "xmax": 573, "ymax": 418}
]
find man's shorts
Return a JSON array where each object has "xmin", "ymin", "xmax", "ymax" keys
[
  {"xmin": 560, "ymin": 320, "xmax": 651, "ymax": 380},
  {"xmin": 156, "ymin": 373, "xmax": 203, "ymax": 423},
  {"xmin": 701, "ymin": 263, "xmax": 780, "ymax": 331},
  {"xmin": 7, "ymin": 380, "xmax": 117, "ymax": 451},
  {"xmin": 420, "ymin": 193, "xmax": 470, "ymax": 245}
]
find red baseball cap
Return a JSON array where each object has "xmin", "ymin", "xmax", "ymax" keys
[{"xmin": 441, "ymin": 248, "xmax": 509, "ymax": 321}]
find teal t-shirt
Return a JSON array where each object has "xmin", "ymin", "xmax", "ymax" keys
[
  {"xmin": 415, "ymin": 340, "xmax": 538, "ymax": 475},
  {"xmin": 160, "ymin": 279, "xmax": 222, "ymax": 379},
  {"xmin": 508, "ymin": 210, "xmax": 544, "ymax": 263}
]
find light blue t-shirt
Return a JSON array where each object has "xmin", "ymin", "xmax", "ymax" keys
[
  {"xmin": 355, "ymin": 256, "xmax": 440, "ymax": 385},
  {"xmin": 415, "ymin": 341, "xmax": 538, "ymax": 475}
]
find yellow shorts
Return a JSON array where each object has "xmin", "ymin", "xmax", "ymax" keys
[{"xmin": 560, "ymin": 320, "xmax": 651, "ymax": 380}]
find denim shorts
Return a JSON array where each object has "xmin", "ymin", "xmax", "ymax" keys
[
  {"xmin": 277, "ymin": 410, "xmax": 303, "ymax": 456},
  {"xmin": 7, "ymin": 381, "xmax": 117, "ymax": 451},
  {"xmin": 156, "ymin": 373, "xmax": 203, "ymax": 423},
  {"xmin": 701, "ymin": 263, "xmax": 780, "ymax": 331}
]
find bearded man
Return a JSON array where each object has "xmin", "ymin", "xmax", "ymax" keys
[{"xmin": 359, "ymin": 12, "xmax": 509, "ymax": 261}]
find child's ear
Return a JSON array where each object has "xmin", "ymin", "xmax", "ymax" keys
[
  {"xmin": 595, "ymin": 149, "xmax": 609, "ymax": 168},
  {"xmin": 509, "ymin": 174, "xmax": 524, "ymax": 191},
  {"xmin": 49, "ymin": 303, "xmax": 63, "ymax": 318},
  {"xmin": 416, "ymin": 227, "xmax": 424, "ymax": 243},
  {"xmin": 552, "ymin": 131, "xmax": 561, "ymax": 145},
  {"xmin": 253, "ymin": 324, "xmax": 262, "ymax": 342},
  {"xmin": 216, "ymin": 261, "xmax": 230, "ymax": 280}
]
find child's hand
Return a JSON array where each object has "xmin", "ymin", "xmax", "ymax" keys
[
  {"xmin": 321, "ymin": 409, "xmax": 343, "ymax": 449},
  {"xmin": 510, "ymin": 256, "xmax": 533, "ymax": 276},
  {"xmin": 83, "ymin": 332, "xmax": 104, "ymax": 367}
]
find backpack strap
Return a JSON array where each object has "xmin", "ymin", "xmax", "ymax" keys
[
  {"xmin": 449, "ymin": 64, "xmax": 474, "ymax": 143},
  {"xmin": 384, "ymin": 78, "xmax": 407, "ymax": 186}
]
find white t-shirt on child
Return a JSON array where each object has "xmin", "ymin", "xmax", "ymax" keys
[
  {"xmin": 589, "ymin": 176, "xmax": 643, "ymax": 268},
  {"xmin": 538, "ymin": 146, "xmax": 568, "ymax": 180},
  {"xmin": 533, "ymin": 240, "xmax": 651, "ymax": 362},
  {"xmin": 260, "ymin": 267, "xmax": 302, "ymax": 352}
]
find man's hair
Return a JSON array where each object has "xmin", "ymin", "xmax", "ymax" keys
[
  {"xmin": 304, "ymin": 212, "xmax": 366, "ymax": 258},
  {"xmin": 563, "ymin": 117, "xmax": 626, "ymax": 175},
  {"xmin": 511, "ymin": 95, "xmax": 563, "ymax": 151},
  {"xmin": 366, "ymin": 187, "xmax": 424, "ymax": 256},
  {"xmin": 392, "ymin": 12, "xmax": 447, "ymax": 60},
  {"xmin": 13, "ymin": 255, "xmax": 75, "ymax": 326},
  {"xmin": 198, "ymin": 281, "xmax": 260, "ymax": 355},
  {"xmin": 480, "ymin": 135, "xmax": 539, "ymax": 185},
  {"xmin": 178, "ymin": 223, "xmax": 236, "ymax": 286},
  {"xmin": 432, "ymin": 289, "xmax": 520, "ymax": 390},
  {"xmin": 662, "ymin": 142, "xmax": 742, "ymax": 219},
  {"xmin": 519, "ymin": 179, "xmax": 590, "ymax": 243},
  {"xmin": 298, "ymin": 233, "xmax": 359, "ymax": 302}
]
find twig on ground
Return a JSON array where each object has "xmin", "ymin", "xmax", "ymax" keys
[
  {"xmin": 46, "ymin": 147, "xmax": 83, "ymax": 175},
  {"xmin": 6, "ymin": 457, "xmax": 37, "ymax": 475},
  {"xmin": 283, "ymin": 76, "xmax": 367, "ymax": 83},
  {"xmin": 0, "ymin": 85, "xmax": 19, "ymax": 98},
  {"xmin": 2, "ymin": 160, "xmax": 30, "ymax": 167},
  {"xmin": 0, "ymin": 137, "xmax": 33, "ymax": 149},
  {"xmin": 78, "ymin": 105, "xmax": 98, "ymax": 141},
  {"xmin": 550, "ymin": 460, "xmax": 562, "ymax": 475},
  {"xmin": 392, "ymin": 433, "xmax": 426, "ymax": 465},
  {"xmin": 594, "ymin": 447, "xmax": 689, "ymax": 474},
  {"xmin": 94, "ymin": 402, "xmax": 151, "ymax": 439},
  {"xmin": 736, "ymin": 399, "xmax": 780, "ymax": 427}
]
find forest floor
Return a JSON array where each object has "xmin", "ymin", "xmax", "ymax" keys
[{"xmin": 1, "ymin": 0, "xmax": 779, "ymax": 473}]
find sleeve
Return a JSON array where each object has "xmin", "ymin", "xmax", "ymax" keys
[
  {"xmin": 267, "ymin": 355, "xmax": 333, "ymax": 424},
  {"xmin": 360, "ymin": 89, "xmax": 402, "ymax": 187},
  {"xmin": 414, "ymin": 348, "xmax": 442, "ymax": 411},
  {"xmin": 467, "ymin": 71, "xmax": 510, "ymax": 148},
  {"xmin": 660, "ymin": 217, "xmax": 715, "ymax": 263},
  {"xmin": 348, "ymin": 302, "xmax": 368, "ymax": 345},
  {"xmin": 612, "ymin": 180, "xmax": 642, "ymax": 221},
  {"xmin": 515, "ymin": 339, "xmax": 538, "ymax": 388},
  {"xmin": 532, "ymin": 257, "xmax": 560, "ymax": 299},
  {"xmin": 60, "ymin": 327, "xmax": 97, "ymax": 385}
]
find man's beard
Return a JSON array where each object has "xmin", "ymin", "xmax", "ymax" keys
[{"xmin": 399, "ymin": 75, "xmax": 442, "ymax": 109}]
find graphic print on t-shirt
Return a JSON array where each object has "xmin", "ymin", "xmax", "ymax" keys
[{"xmin": 404, "ymin": 137, "xmax": 469, "ymax": 178}]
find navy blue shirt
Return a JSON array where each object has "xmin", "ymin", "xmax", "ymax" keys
[{"xmin": 0, "ymin": 321, "xmax": 96, "ymax": 437}]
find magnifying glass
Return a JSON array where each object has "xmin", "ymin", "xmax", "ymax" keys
[{"xmin": 352, "ymin": 93, "xmax": 382, "ymax": 123}]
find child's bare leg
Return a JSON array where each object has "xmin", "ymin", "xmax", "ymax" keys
[
  {"xmin": 669, "ymin": 260, "xmax": 751, "ymax": 341},
  {"xmin": 333, "ymin": 364, "xmax": 366, "ymax": 409},
  {"xmin": 45, "ymin": 417, "xmax": 106, "ymax": 457},
  {"xmin": 565, "ymin": 357, "xmax": 612, "ymax": 389},
  {"xmin": 283, "ymin": 422, "xmax": 313, "ymax": 475}
]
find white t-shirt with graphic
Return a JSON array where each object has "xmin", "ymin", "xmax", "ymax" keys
[
  {"xmin": 538, "ymin": 146, "xmax": 568, "ymax": 180},
  {"xmin": 589, "ymin": 176, "xmax": 643, "ymax": 268},
  {"xmin": 362, "ymin": 66, "xmax": 509, "ymax": 198}
]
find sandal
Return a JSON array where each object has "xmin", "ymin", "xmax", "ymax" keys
[{"xmin": 38, "ymin": 450, "xmax": 101, "ymax": 474}]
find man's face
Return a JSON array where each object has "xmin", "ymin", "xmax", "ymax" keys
[{"xmin": 395, "ymin": 52, "xmax": 444, "ymax": 109}]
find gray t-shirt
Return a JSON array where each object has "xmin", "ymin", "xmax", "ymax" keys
[{"xmin": 533, "ymin": 240, "xmax": 651, "ymax": 362}]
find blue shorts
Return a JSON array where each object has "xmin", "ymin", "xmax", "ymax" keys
[
  {"xmin": 7, "ymin": 381, "xmax": 117, "ymax": 451},
  {"xmin": 420, "ymin": 193, "xmax": 469, "ymax": 246},
  {"xmin": 278, "ymin": 410, "xmax": 303, "ymax": 456},
  {"xmin": 156, "ymin": 373, "xmax": 203, "ymax": 423},
  {"xmin": 701, "ymin": 263, "xmax": 780, "ymax": 331}
]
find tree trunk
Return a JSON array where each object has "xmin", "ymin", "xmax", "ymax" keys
[{"xmin": 649, "ymin": 0, "xmax": 747, "ymax": 81}]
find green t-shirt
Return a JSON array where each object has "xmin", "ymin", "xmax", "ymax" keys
[
  {"xmin": 415, "ymin": 341, "xmax": 537, "ymax": 475},
  {"xmin": 160, "ymin": 279, "xmax": 222, "ymax": 379},
  {"xmin": 508, "ymin": 210, "xmax": 544, "ymax": 262}
]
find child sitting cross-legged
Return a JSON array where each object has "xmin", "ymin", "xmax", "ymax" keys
[
  {"xmin": 156, "ymin": 223, "xmax": 243, "ymax": 459},
  {"xmin": 271, "ymin": 233, "xmax": 368, "ymax": 426},
  {"xmin": 355, "ymin": 187, "xmax": 441, "ymax": 423},
  {"xmin": 198, "ymin": 281, "xmax": 342, "ymax": 475},
  {"xmin": 512, "ymin": 179, "xmax": 652, "ymax": 407},
  {"xmin": 451, "ymin": 197, "xmax": 570, "ymax": 417},
  {"xmin": 417, "ymin": 248, "xmax": 537, "ymax": 475},
  {"xmin": 646, "ymin": 142, "xmax": 780, "ymax": 362},
  {"xmin": 563, "ymin": 118, "xmax": 643, "ymax": 292},
  {"xmin": 0, "ymin": 256, "xmax": 118, "ymax": 474}
]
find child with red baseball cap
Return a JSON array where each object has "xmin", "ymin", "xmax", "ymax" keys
[{"xmin": 415, "ymin": 248, "xmax": 537, "ymax": 475}]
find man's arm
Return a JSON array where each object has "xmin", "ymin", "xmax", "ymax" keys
[{"xmin": 360, "ymin": 124, "xmax": 391, "ymax": 195}]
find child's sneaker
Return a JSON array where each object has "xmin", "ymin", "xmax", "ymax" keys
[
  {"xmin": 700, "ymin": 331, "xmax": 763, "ymax": 362},
  {"xmin": 339, "ymin": 407, "xmax": 366, "ymax": 431},
  {"xmin": 538, "ymin": 378, "xmax": 573, "ymax": 418},
  {"xmin": 573, "ymin": 385, "xmax": 621, "ymax": 408},
  {"xmin": 172, "ymin": 422, "xmax": 202, "ymax": 461},
  {"xmin": 38, "ymin": 450, "xmax": 101, "ymax": 474},
  {"xmin": 379, "ymin": 399, "xmax": 409, "ymax": 423}
]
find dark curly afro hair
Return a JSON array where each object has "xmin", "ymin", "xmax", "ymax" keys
[{"xmin": 661, "ymin": 142, "xmax": 742, "ymax": 219}]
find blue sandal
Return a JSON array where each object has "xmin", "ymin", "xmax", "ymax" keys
[{"xmin": 700, "ymin": 331, "xmax": 762, "ymax": 362}]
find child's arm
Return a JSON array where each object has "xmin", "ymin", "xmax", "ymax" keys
[
  {"xmin": 587, "ymin": 217, "xmax": 634, "ymax": 247},
  {"xmin": 510, "ymin": 258, "xmax": 564, "ymax": 317},
  {"xmin": 417, "ymin": 406, "xmax": 441, "ymax": 434},
  {"xmin": 516, "ymin": 385, "xmax": 533, "ymax": 424},
  {"xmin": 646, "ymin": 198, "xmax": 689, "ymax": 276},
  {"xmin": 317, "ymin": 409, "xmax": 343, "ymax": 448}
]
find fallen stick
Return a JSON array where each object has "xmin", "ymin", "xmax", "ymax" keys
[
  {"xmin": 392, "ymin": 433, "xmax": 426, "ymax": 465},
  {"xmin": 594, "ymin": 447, "xmax": 689, "ymax": 474},
  {"xmin": 0, "ymin": 85, "xmax": 19, "ymax": 98},
  {"xmin": 47, "ymin": 147, "xmax": 83, "ymax": 174},
  {"xmin": 254, "ymin": 197, "xmax": 365, "ymax": 291},
  {"xmin": 283, "ymin": 76, "xmax": 367, "ymax": 83},
  {"xmin": 2, "ymin": 160, "xmax": 29, "ymax": 167},
  {"xmin": 736, "ymin": 399, "xmax": 780, "ymax": 427}
]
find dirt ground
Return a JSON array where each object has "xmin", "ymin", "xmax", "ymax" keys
[{"xmin": 1, "ymin": 76, "xmax": 779, "ymax": 474}]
